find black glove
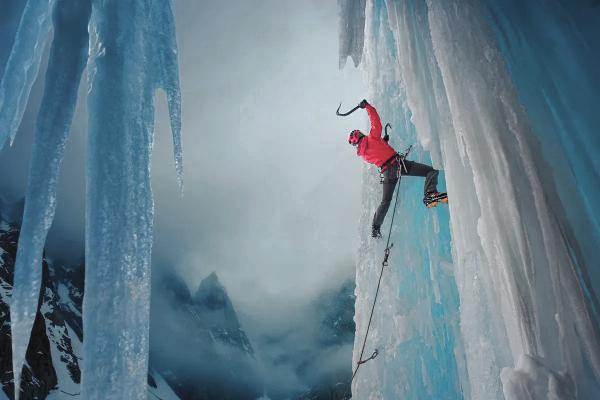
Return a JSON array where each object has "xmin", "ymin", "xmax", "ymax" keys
[
  {"xmin": 359, "ymin": 99, "xmax": 369, "ymax": 109},
  {"xmin": 383, "ymin": 134, "xmax": 390, "ymax": 142}
]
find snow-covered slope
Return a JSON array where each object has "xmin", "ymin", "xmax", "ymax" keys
[
  {"xmin": 0, "ymin": 216, "xmax": 181, "ymax": 400},
  {"xmin": 342, "ymin": 1, "xmax": 600, "ymax": 399}
]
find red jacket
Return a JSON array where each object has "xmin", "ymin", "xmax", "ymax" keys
[{"xmin": 356, "ymin": 104, "xmax": 397, "ymax": 167}]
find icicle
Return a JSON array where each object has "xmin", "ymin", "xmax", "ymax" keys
[
  {"xmin": 0, "ymin": 0, "xmax": 55, "ymax": 150},
  {"xmin": 150, "ymin": 0, "xmax": 184, "ymax": 194},
  {"xmin": 82, "ymin": 0, "xmax": 182, "ymax": 398},
  {"xmin": 9, "ymin": 1, "xmax": 91, "ymax": 398}
]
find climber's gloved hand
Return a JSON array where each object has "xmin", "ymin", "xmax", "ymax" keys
[
  {"xmin": 359, "ymin": 99, "xmax": 369, "ymax": 109},
  {"xmin": 383, "ymin": 134, "xmax": 390, "ymax": 142}
]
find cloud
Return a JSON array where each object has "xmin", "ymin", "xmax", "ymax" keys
[
  {"xmin": 151, "ymin": 0, "xmax": 366, "ymax": 322},
  {"xmin": 1, "ymin": 0, "xmax": 366, "ymax": 377}
]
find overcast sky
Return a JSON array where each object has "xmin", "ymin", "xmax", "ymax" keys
[{"xmin": 0, "ymin": 0, "xmax": 367, "ymax": 327}]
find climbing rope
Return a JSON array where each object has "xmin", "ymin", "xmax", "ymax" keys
[
  {"xmin": 350, "ymin": 145, "xmax": 411, "ymax": 386},
  {"xmin": 350, "ymin": 174, "xmax": 402, "ymax": 383}
]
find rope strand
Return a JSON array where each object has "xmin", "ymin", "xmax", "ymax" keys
[
  {"xmin": 342, "ymin": 146, "xmax": 411, "ymax": 399},
  {"xmin": 351, "ymin": 170, "xmax": 403, "ymax": 383}
]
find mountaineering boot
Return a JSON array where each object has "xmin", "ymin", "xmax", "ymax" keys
[
  {"xmin": 372, "ymin": 225, "xmax": 382, "ymax": 239},
  {"xmin": 423, "ymin": 192, "xmax": 448, "ymax": 208}
]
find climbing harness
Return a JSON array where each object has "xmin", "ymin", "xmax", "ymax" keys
[
  {"xmin": 379, "ymin": 143, "xmax": 413, "ymax": 184},
  {"xmin": 350, "ymin": 144, "xmax": 412, "ymax": 385},
  {"xmin": 399, "ymin": 145, "xmax": 412, "ymax": 175}
]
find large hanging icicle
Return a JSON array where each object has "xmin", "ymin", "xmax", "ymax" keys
[
  {"xmin": 0, "ymin": 0, "xmax": 55, "ymax": 150},
  {"xmin": 347, "ymin": 0, "xmax": 600, "ymax": 398},
  {"xmin": 151, "ymin": 0, "xmax": 184, "ymax": 193},
  {"xmin": 9, "ymin": 1, "xmax": 91, "ymax": 398},
  {"xmin": 82, "ymin": 0, "xmax": 182, "ymax": 398}
]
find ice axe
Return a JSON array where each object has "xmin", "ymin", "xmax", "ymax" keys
[{"xmin": 336, "ymin": 102, "xmax": 361, "ymax": 116}]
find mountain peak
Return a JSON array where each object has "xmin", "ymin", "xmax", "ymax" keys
[
  {"xmin": 193, "ymin": 272, "xmax": 241, "ymax": 331},
  {"xmin": 204, "ymin": 271, "xmax": 219, "ymax": 284}
]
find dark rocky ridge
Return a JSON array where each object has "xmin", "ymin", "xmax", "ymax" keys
[{"xmin": 0, "ymin": 221, "xmax": 65, "ymax": 399}]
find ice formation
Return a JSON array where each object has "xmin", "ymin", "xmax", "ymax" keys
[
  {"xmin": 83, "ymin": 1, "xmax": 181, "ymax": 397},
  {"xmin": 0, "ymin": 0, "xmax": 182, "ymax": 398},
  {"xmin": 8, "ymin": 1, "xmax": 90, "ymax": 396},
  {"xmin": 344, "ymin": 0, "xmax": 600, "ymax": 399}
]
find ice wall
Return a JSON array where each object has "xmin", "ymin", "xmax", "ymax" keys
[
  {"xmin": 479, "ymin": 0, "xmax": 600, "ymax": 327},
  {"xmin": 83, "ymin": 0, "xmax": 181, "ymax": 398},
  {"xmin": 347, "ymin": 0, "xmax": 600, "ymax": 399}
]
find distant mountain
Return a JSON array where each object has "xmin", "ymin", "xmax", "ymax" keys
[
  {"xmin": 1, "ymin": 211, "xmax": 354, "ymax": 400},
  {"xmin": 0, "ymin": 216, "xmax": 178, "ymax": 399},
  {"xmin": 150, "ymin": 270, "xmax": 261, "ymax": 400},
  {"xmin": 0, "ymin": 211, "xmax": 261, "ymax": 399},
  {"xmin": 192, "ymin": 272, "xmax": 254, "ymax": 355}
]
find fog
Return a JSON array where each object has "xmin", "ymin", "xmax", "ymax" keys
[
  {"xmin": 0, "ymin": 0, "xmax": 366, "ymax": 395},
  {"xmin": 153, "ymin": 0, "xmax": 366, "ymax": 322}
]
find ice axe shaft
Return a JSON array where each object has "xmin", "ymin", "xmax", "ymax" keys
[{"xmin": 336, "ymin": 103, "xmax": 360, "ymax": 116}]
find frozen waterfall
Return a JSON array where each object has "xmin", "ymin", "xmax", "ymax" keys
[{"xmin": 344, "ymin": 0, "xmax": 600, "ymax": 399}]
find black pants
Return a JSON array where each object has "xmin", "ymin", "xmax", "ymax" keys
[{"xmin": 372, "ymin": 160, "xmax": 439, "ymax": 228}]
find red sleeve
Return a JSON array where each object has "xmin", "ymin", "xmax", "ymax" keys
[{"xmin": 366, "ymin": 104, "xmax": 382, "ymax": 139}]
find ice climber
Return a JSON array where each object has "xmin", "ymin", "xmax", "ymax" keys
[{"xmin": 347, "ymin": 100, "xmax": 447, "ymax": 238}]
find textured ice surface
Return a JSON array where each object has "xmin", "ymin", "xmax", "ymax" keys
[
  {"xmin": 478, "ymin": 0, "xmax": 600, "ymax": 328},
  {"xmin": 0, "ymin": 0, "xmax": 55, "ymax": 149},
  {"xmin": 350, "ymin": 2, "xmax": 463, "ymax": 399},
  {"xmin": 9, "ymin": 1, "xmax": 91, "ymax": 397},
  {"xmin": 83, "ymin": 0, "xmax": 182, "ymax": 398},
  {"xmin": 346, "ymin": 0, "xmax": 600, "ymax": 399},
  {"xmin": 2, "ymin": 0, "xmax": 182, "ymax": 398}
]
